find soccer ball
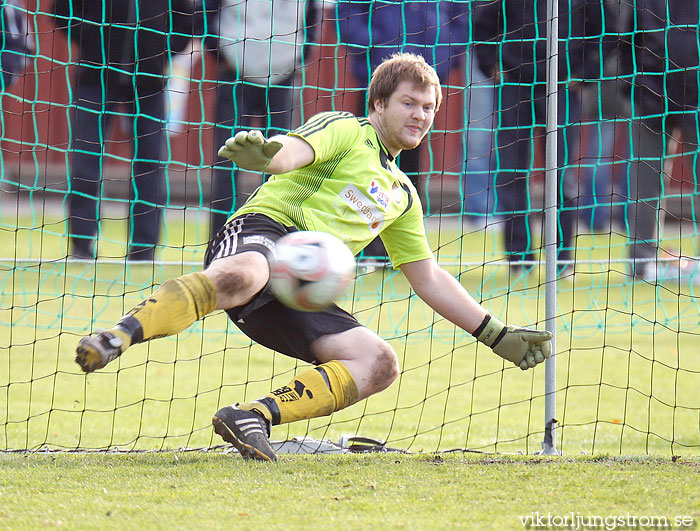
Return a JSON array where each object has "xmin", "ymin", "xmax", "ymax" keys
[{"xmin": 269, "ymin": 231, "xmax": 356, "ymax": 312}]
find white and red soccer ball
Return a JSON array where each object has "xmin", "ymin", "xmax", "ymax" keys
[{"xmin": 269, "ymin": 231, "xmax": 356, "ymax": 312}]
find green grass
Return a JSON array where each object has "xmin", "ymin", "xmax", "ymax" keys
[
  {"xmin": 2, "ymin": 211, "xmax": 700, "ymax": 455},
  {"xmin": 1, "ymin": 453, "xmax": 699, "ymax": 529}
]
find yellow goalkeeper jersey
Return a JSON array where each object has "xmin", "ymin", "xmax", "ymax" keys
[{"xmin": 232, "ymin": 111, "xmax": 433, "ymax": 269}]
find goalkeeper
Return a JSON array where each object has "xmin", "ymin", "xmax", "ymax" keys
[{"xmin": 76, "ymin": 52, "xmax": 552, "ymax": 462}]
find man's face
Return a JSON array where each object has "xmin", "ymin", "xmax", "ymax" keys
[{"xmin": 374, "ymin": 80, "xmax": 437, "ymax": 155}]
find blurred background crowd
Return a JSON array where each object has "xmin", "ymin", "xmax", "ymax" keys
[{"xmin": 1, "ymin": 0, "xmax": 698, "ymax": 282}]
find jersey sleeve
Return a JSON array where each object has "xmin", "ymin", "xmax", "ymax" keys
[
  {"xmin": 288, "ymin": 111, "xmax": 361, "ymax": 164},
  {"xmin": 380, "ymin": 191, "xmax": 434, "ymax": 269}
]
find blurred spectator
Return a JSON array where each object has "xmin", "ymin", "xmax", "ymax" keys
[
  {"xmin": 473, "ymin": 0, "xmax": 605, "ymax": 277},
  {"xmin": 336, "ymin": 0, "xmax": 464, "ymax": 261},
  {"xmin": 577, "ymin": 0, "xmax": 632, "ymax": 232},
  {"xmin": 53, "ymin": 0, "xmax": 202, "ymax": 260},
  {"xmin": 1, "ymin": 0, "xmax": 32, "ymax": 88},
  {"xmin": 577, "ymin": 84, "xmax": 629, "ymax": 232},
  {"xmin": 462, "ymin": 49, "xmax": 496, "ymax": 225},
  {"xmin": 204, "ymin": 0, "xmax": 320, "ymax": 240},
  {"xmin": 439, "ymin": 1, "xmax": 498, "ymax": 225},
  {"xmin": 617, "ymin": 0, "xmax": 700, "ymax": 281}
]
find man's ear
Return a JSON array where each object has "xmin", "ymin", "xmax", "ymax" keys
[{"xmin": 373, "ymin": 98, "xmax": 385, "ymax": 113}]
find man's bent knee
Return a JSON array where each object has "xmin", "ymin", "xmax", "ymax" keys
[
  {"xmin": 369, "ymin": 343, "xmax": 399, "ymax": 393},
  {"xmin": 311, "ymin": 327, "xmax": 400, "ymax": 399}
]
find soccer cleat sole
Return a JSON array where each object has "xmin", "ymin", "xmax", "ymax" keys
[{"xmin": 212, "ymin": 415, "xmax": 276, "ymax": 462}]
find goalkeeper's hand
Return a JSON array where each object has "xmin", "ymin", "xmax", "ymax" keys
[
  {"xmin": 473, "ymin": 315, "xmax": 552, "ymax": 370},
  {"xmin": 217, "ymin": 130, "xmax": 283, "ymax": 171}
]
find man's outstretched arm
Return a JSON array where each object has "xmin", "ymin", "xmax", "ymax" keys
[
  {"xmin": 218, "ymin": 130, "xmax": 315, "ymax": 175},
  {"xmin": 400, "ymin": 258, "xmax": 552, "ymax": 370}
]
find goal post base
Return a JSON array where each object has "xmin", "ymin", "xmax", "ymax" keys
[{"xmin": 535, "ymin": 418, "xmax": 562, "ymax": 456}]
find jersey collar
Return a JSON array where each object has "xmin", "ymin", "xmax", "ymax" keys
[{"xmin": 371, "ymin": 128, "xmax": 395, "ymax": 171}]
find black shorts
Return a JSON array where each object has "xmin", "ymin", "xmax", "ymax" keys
[{"xmin": 204, "ymin": 213, "xmax": 362, "ymax": 364}]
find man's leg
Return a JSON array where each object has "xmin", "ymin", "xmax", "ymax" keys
[
  {"xmin": 215, "ymin": 326, "xmax": 398, "ymax": 461},
  {"xmin": 683, "ymin": 116, "xmax": 700, "ymax": 225},
  {"xmin": 679, "ymin": 115, "xmax": 700, "ymax": 283},
  {"xmin": 628, "ymin": 117, "xmax": 664, "ymax": 277},
  {"xmin": 75, "ymin": 251, "xmax": 269, "ymax": 372},
  {"xmin": 210, "ymin": 67, "xmax": 238, "ymax": 240},
  {"xmin": 128, "ymin": 88, "xmax": 165, "ymax": 260},
  {"xmin": 210, "ymin": 81, "xmax": 270, "ymax": 240},
  {"xmin": 239, "ymin": 326, "xmax": 397, "ymax": 420},
  {"xmin": 556, "ymin": 86, "xmax": 583, "ymax": 275},
  {"xmin": 68, "ymin": 76, "xmax": 112, "ymax": 258},
  {"xmin": 494, "ymin": 82, "xmax": 535, "ymax": 267},
  {"xmin": 463, "ymin": 55, "xmax": 495, "ymax": 221}
]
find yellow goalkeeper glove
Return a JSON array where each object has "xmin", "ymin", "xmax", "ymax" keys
[
  {"xmin": 217, "ymin": 130, "xmax": 283, "ymax": 171},
  {"xmin": 473, "ymin": 315, "xmax": 552, "ymax": 370}
]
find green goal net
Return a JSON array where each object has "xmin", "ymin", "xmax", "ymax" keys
[{"xmin": 2, "ymin": 0, "xmax": 699, "ymax": 455}]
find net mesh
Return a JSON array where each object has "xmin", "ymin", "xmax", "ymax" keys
[{"xmin": 2, "ymin": 0, "xmax": 699, "ymax": 454}]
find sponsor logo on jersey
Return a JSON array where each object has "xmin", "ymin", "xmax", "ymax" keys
[
  {"xmin": 367, "ymin": 179, "xmax": 390, "ymax": 209},
  {"xmin": 341, "ymin": 184, "xmax": 385, "ymax": 234},
  {"xmin": 364, "ymin": 138, "xmax": 375, "ymax": 150}
]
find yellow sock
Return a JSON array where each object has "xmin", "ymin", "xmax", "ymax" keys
[
  {"xmin": 239, "ymin": 360, "xmax": 359, "ymax": 425},
  {"xmin": 109, "ymin": 272, "xmax": 217, "ymax": 351}
]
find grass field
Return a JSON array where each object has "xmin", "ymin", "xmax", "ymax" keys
[
  {"xmin": 2, "ymin": 208, "xmax": 700, "ymax": 457},
  {"xmin": 2, "ymin": 207, "xmax": 700, "ymax": 529},
  {"xmin": 1, "ymin": 453, "xmax": 699, "ymax": 529}
]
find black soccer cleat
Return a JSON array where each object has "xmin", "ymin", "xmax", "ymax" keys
[
  {"xmin": 75, "ymin": 331, "xmax": 123, "ymax": 373},
  {"xmin": 212, "ymin": 405, "xmax": 277, "ymax": 462}
]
